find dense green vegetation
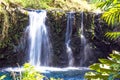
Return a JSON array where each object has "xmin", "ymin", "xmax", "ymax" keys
[
  {"xmin": 97, "ymin": 0, "xmax": 120, "ymax": 40},
  {"xmin": 97, "ymin": 0, "xmax": 120, "ymax": 26},
  {"xmin": 20, "ymin": 63, "xmax": 45, "ymax": 80},
  {"xmin": 85, "ymin": 0, "xmax": 120, "ymax": 79},
  {"xmin": 85, "ymin": 51, "xmax": 120, "ymax": 80},
  {"xmin": 0, "ymin": 0, "xmax": 96, "ymax": 11}
]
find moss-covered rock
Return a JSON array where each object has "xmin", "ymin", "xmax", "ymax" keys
[{"xmin": 0, "ymin": 2, "xmax": 28, "ymax": 67}]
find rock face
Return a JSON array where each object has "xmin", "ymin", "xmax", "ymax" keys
[
  {"xmin": 0, "ymin": 9, "xmax": 120, "ymax": 67},
  {"xmin": 0, "ymin": 9, "xmax": 29, "ymax": 67}
]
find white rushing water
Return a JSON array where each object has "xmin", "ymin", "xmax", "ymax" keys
[
  {"xmin": 1, "ymin": 66, "xmax": 89, "ymax": 73},
  {"xmin": 80, "ymin": 12, "xmax": 93, "ymax": 66},
  {"xmin": 27, "ymin": 10, "xmax": 52, "ymax": 67},
  {"xmin": 65, "ymin": 12, "xmax": 75, "ymax": 66},
  {"xmin": 80, "ymin": 12, "xmax": 87, "ymax": 66}
]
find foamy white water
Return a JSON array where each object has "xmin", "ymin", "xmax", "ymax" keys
[
  {"xmin": 65, "ymin": 12, "xmax": 75, "ymax": 66},
  {"xmin": 26, "ymin": 10, "xmax": 52, "ymax": 66},
  {"xmin": 1, "ymin": 66, "xmax": 89, "ymax": 73}
]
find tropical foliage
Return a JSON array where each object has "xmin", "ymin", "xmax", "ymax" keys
[
  {"xmin": 97, "ymin": 0, "xmax": 120, "ymax": 26},
  {"xmin": 1, "ymin": 0, "xmax": 53, "ymax": 9},
  {"xmin": 105, "ymin": 32, "xmax": 120, "ymax": 40},
  {"xmin": 21, "ymin": 63, "xmax": 45, "ymax": 80},
  {"xmin": 96, "ymin": 0, "xmax": 120, "ymax": 40},
  {"xmin": 85, "ymin": 1, "xmax": 120, "ymax": 79},
  {"xmin": 0, "ymin": 0, "xmax": 94, "ymax": 11},
  {"xmin": 21, "ymin": 63, "xmax": 61, "ymax": 80},
  {"xmin": 85, "ymin": 51, "xmax": 120, "ymax": 80}
]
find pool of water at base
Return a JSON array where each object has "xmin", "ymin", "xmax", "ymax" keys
[{"xmin": 0, "ymin": 67, "xmax": 89, "ymax": 80}]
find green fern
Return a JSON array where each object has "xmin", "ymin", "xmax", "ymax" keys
[
  {"xmin": 97, "ymin": 0, "xmax": 120, "ymax": 26},
  {"xmin": 105, "ymin": 32, "xmax": 120, "ymax": 40},
  {"xmin": 102, "ymin": 4, "xmax": 120, "ymax": 25},
  {"xmin": 96, "ymin": 0, "xmax": 120, "ymax": 40},
  {"xmin": 85, "ymin": 51, "xmax": 120, "ymax": 80},
  {"xmin": 97, "ymin": 0, "xmax": 119, "ymax": 10}
]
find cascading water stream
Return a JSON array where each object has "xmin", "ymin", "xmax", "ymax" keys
[
  {"xmin": 26, "ymin": 10, "xmax": 52, "ymax": 67},
  {"xmin": 65, "ymin": 12, "xmax": 75, "ymax": 66},
  {"xmin": 80, "ymin": 12, "xmax": 87, "ymax": 66}
]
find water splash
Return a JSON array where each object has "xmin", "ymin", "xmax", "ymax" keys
[
  {"xmin": 65, "ymin": 12, "xmax": 75, "ymax": 66},
  {"xmin": 26, "ymin": 10, "xmax": 52, "ymax": 66}
]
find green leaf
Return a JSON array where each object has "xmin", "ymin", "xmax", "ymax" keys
[
  {"xmin": 85, "ymin": 72, "xmax": 108, "ymax": 79},
  {"xmin": 85, "ymin": 51, "xmax": 120, "ymax": 80},
  {"xmin": 89, "ymin": 63, "xmax": 101, "ymax": 70},
  {"xmin": 110, "ymin": 53, "xmax": 120, "ymax": 61},
  {"xmin": 105, "ymin": 32, "xmax": 120, "ymax": 40},
  {"xmin": 0, "ymin": 75, "xmax": 6, "ymax": 80},
  {"xmin": 99, "ymin": 59, "xmax": 117, "ymax": 65}
]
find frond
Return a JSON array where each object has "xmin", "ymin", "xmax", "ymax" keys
[
  {"xmin": 102, "ymin": 6, "xmax": 120, "ymax": 25},
  {"xmin": 97, "ymin": 0, "xmax": 120, "ymax": 25},
  {"xmin": 105, "ymin": 32, "xmax": 120, "ymax": 40},
  {"xmin": 85, "ymin": 51, "xmax": 120, "ymax": 80},
  {"xmin": 97, "ymin": 0, "xmax": 117, "ymax": 10}
]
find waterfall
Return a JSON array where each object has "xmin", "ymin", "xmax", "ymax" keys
[
  {"xmin": 65, "ymin": 12, "xmax": 75, "ymax": 66},
  {"xmin": 80, "ymin": 12, "xmax": 87, "ymax": 66},
  {"xmin": 80, "ymin": 12, "xmax": 86, "ymax": 49},
  {"xmin": 80, "ymin": 12, "xmax": 93, "ymax": 66},
  {"xmin": 26, "ymin": 10, "xmax": 52, "ymax": 66}
]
